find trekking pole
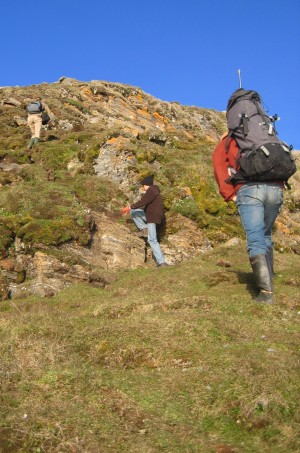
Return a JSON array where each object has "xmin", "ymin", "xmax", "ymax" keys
[{"xmin": 237, "ymin": 69, "xmax": 242, "ymax": 88}]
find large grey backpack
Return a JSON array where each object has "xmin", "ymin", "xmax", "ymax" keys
[
  {"xmin": 226, "ymin": 88, "xmax": 296, "ymax": 184},
  {"xmin": 226, "ymin": 89, "xmax": 283, "ymax": 150}
]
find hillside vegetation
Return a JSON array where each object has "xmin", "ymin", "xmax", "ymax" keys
[
  {"xmin": 0, "ymin": 78, "xmax": 299, "ymax": 452},
  {"xmin": 0, "ymin": 78, "xmax": 230, "ymax": 249}
]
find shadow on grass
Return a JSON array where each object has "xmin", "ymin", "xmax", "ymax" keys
[
  {"xmin": 238, "ymin": 271, "xmax": 257, "ymax": 298},
  {"xmin": 232, "ymin": 270, "xmax": 257, "ymax": 298}
]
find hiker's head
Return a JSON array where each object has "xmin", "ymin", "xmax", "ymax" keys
[
  {"xmin": 141, "ymin": 176, "xmax": 153, "ymax": 188},
  {"xmin": 34, "ymin": 95, "xmax": 42, "ymax": 101}
]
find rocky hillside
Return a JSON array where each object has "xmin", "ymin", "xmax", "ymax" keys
[{"xmin": 0, "ymin": 77, "xmax": 299, "ymax": 298}]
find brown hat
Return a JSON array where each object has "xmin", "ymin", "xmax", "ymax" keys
[{"xmin": 141, "ymin": 176, "xmax": 153, "ymax": 186}]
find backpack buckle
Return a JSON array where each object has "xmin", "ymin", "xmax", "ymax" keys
[{"xmin": 260, "ymin": 146, "xmax": 270, "ymax": 157}]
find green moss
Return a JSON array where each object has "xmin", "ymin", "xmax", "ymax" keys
[
  {"xmin": 17, "ymin": 217, "xmax": 92, "ymax": 247},
  {"xmin": 135, "ymin": 149, "xmax": 147, "ymax": 163},
  {"xmin": 0, "ymin": 174, "xmax": 109, "ymax": 252},
  {"xmin": 64, "ymin": 98, "xmax": 91, "ymax": 115},
  {"xmin": 16, "ymin": 270, "xmax": 26, "ymax": 284},
  {"xmin": 72, "ymin": 175, "xmax": 121, "ymax": 210},
  {"xmin": 78, "ymin": 144, "xmax": 100, "ymax": 163},
  {"xmin": 188, "ymin": 178, "xmax": 227, "ymax": 215},
  {"xmin": 30, "ymin": 140, "xmax": 79, "ymax": 172},
  {"xmin": 161, "ymin": 187, "xmax": 184, "ymax": 210},
  {"xmin": 172, "ymin": 198, "xmax": 200, "ymax": 221}
]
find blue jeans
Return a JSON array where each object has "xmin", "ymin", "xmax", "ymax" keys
[
  {"xmin": 131, "ymin": 209, "xmax": 166, "ymax": 265},
  {"xmin": 236, "ymin": 183, "xmax": 283, "ymax": 258}
]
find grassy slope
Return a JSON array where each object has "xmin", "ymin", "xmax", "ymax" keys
[{"xmin": 0, "ymin": 245, "xmax": 299, "ymax": 453}]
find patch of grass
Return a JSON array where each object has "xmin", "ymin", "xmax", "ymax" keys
[
  {"xmin": 64, "ymin": 98, "xmax": 91, "ymax": 114},
  {"xmin": 30, "ymin": 140, "xmax": 79, "ymax": 172},
  {"xmin": 0, "ymin": 247, "xmax": 299, "ymax": 452},
  {"xmin": 72, "ymin": 174, "xmax": 122, "ymax": 210}
]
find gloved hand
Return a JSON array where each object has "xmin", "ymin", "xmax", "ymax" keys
[{"xmin": 122, "ymin": 206, "xmax": 131, "ymax": 214}]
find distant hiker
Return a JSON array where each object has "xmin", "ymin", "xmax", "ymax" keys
[
  {"xmin": 122, "ymin": 176, "xmax": 168, "ymax": 267},
  {"xmin": 26, "ymin": 96, "xmax": 54, "ymax": 149}
]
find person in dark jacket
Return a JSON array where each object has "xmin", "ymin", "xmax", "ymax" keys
[{"xmin": 122, "ymin": 176, "xmax": 168, "ymax": 267}]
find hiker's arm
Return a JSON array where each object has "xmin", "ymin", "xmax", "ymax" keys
[
  {"xmin": 212, "ymin": 140, "xmax": 237, "ymax": 202},
  {"xmin": 42, "ymin": 102, "xmax": 55, "ymax": 120},
  {"xmin": 131, "ymin": 189, "xmax": 156, "ymax": 209}
]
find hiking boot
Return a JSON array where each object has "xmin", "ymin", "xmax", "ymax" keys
[
  {"xmin": 134, "ymin": 228, "xmax": 148, "ymax": 238},
  {"xmin": 27, "ymin": 138, "xmax": 35, "ymax": 149},
  {"xmin": 157, "ymin": 262, "xmax": 168, "ymax": 268},
  {"xmin": 255, "ymin": 290, "xmax": 274, "ymax": 304},
  {"xmin": 250, "ymin": 254, "xmax": 274, "ymax": 304}
]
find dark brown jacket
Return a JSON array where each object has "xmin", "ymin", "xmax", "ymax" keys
[{"xmin": 131, "ymin": 185, "xmax": 164, "ymax": 224}]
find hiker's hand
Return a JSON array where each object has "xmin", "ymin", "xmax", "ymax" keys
[
  {"xmin": 232, "ymin": 196, "xmax": 237, "ymax": 202},
  {"xmin": 122, "ymin": 206, "xmax": 131, "ymax": 214}
]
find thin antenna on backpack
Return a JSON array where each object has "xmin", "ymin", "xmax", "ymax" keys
[{"xmin": 237, "ymin": 69, "xmax": 242, "ymax": 88}]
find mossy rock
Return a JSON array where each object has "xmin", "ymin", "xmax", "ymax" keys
[{"xmin": 17, "ymin": 217, "xmax": 92, "ymax": 247}]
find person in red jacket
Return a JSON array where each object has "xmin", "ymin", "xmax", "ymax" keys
[
  {"xmin": 122, "ymin": 176, "xmax": 168, "ymax": 267},
  {"xmin": 212, "ymin": 133, "xmax": 284, "ymax": 304}
]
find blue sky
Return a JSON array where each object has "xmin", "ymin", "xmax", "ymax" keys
[{"xmin": 1, "ymin": 0, "xmax": 299, "ymax": 148}]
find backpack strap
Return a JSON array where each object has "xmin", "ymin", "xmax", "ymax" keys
[
  {"xmin": 239, "ymin": 112, "xmax": 249, "ymax": 136},
  {"xmin": 224, "ymin": 148, "xmax": 241, "ymax": 184},
  {"xmin": 233, "ymin": 148, "xmax": 243, "ymax": 174},
  {"xmin": 252, "ymin": 99, "xmax": 274, "ymax": 135}
]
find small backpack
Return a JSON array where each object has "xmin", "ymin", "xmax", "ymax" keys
[
  {"xmin": 226, "ymin": 88, "xmax": 296, "ymax": 184},
  {"xmin": 27, "ymin": 101, "xmax": 43, "ymax": 114},
  {"xmin": 41, "ymin": 112, "xmax": 50, "ymax": 125}
]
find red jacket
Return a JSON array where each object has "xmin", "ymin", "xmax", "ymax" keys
[
  {"xmin": 212, "ymin": 137, "xmax": 284, "ymax": 202},
  {"xmin": 212, "ymin": 137, "xmax": 242, "ymax": 202}
]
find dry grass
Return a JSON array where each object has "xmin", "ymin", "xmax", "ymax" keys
[{"xmin": 0, "ymin": 246, "xmax": 299, "ymax": 452}]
